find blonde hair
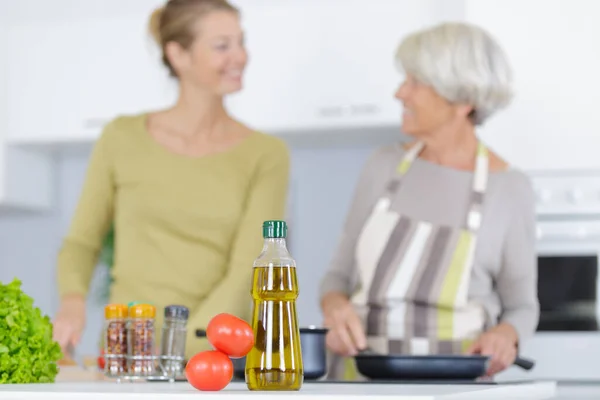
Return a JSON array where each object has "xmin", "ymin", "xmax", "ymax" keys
[
  {"xmin": 149, "ymin": 0, "xmax": 239, "ymax": 77},
  {"xmin": 395, "ymin": 22, "xmax": 514, "ymax": 126}
]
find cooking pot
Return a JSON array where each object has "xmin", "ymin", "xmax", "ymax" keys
[{"xmin": 195, "ymin": 326, "xmax": 327, "ymax": 380}]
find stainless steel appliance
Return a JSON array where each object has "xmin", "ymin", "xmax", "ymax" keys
[{"xmin": 499, "ymin": 170, "xmax": 600, "ymax": 381}]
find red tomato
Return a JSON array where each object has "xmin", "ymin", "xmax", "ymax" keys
[
  {"xmin": 206, "ymin": 313, "xmax": 255, "ymax": 358},
  {"xmin": 185, "ymin": 351, "xmax": 233, "ymax": 391},
  {"xmin": 98, "ymin": 349, "xmax": 105, "ymax": 370}
]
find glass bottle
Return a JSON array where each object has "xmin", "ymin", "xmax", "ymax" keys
[
  {"xmin": 103, "ymin": 304, "xmax": 128, "ymax": 377},
  {"xmin": 160, "ymin": 305, "xmax": 189, "ymax": 377},
  {"xmin": 245, "ymin": 220, "xmax": 303, "ymax": 391},
  {"xmin": 128, "ymin": 303, "xmax": 156, "ymax": 376}
]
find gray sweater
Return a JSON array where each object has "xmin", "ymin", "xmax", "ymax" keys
[{"xmin": 320, "ymin": 143, "xmax": 540, "ymax": 343}]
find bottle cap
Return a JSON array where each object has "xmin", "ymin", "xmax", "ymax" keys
[
  {"xmin": 164, "ymin": 305, "xmax": 189, "ymax": 320},
  {"xmin": 105, "ymin": 304, "xmax": 128, "ymax": 319},
  {"xmin": 129, "ymin": 303, "xmax": 156, "ymax": 318},
  {"xmin": 263, "ymin": 220, "xmax": 287, "ymax": 238}
]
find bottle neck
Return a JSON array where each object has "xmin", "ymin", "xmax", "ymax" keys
[
  {"xmin": 262, "ymin": 237, "xmax": 288, "ymax": 252},
  {"xmin": 255, "ymin": 237, "xmax": 295, "ymax": 268}
]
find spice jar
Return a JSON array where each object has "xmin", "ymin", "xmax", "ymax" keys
[
  {"xmin": 104, "ymin": 304, "xmax": 128, "ymax": 377},
  {"xmin": 160, "ymin": 305, "xmax": 189, "ymax": 376},
  {"xmin": 128, "ymin": 303, "xmax": 156, "ymax": 376}
]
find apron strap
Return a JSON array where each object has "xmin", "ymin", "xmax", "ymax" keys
[
  {"xmin": 391, "ymin": 141, "xmax": 490, "ymax": 232},
  {"xmin": 466, "ymin": 143, "xmax": 488, "ymax": 232},
  {"xmin": 396, "ymin": 141, "xmax": 425, "ymax": 175}
]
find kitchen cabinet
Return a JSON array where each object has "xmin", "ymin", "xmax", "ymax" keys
[
  {"xmin": 498, "ymin": 333, "xmax": 600, "ymax": 382},
  {"xmin": 6, "ymin": 0, "xmax": 600, "ymax": 164},
  {"xmin": 0, "ymin": 146, "xmax": 53, "ymax": 211},
  {"xmin": 225, "ymin": 0, "xmax": 444, "ymax": 135},
  {"xmin": 0, "ymin": 8, "xmax": 52, "ymax": 211},
  {"xmin": 0, "ymin": 105, "xmax": 53, "ymax": 211},
  {"xmin": 5, "ymin": 0, "xmax": 173, "ymax": 145},
  {"xmin": 5, "ymin": 0, "xmax": 447, "ymax": 147},
  {"xmin": 466, "ymin": 0, "xmax": 600, "ymax": 171}
]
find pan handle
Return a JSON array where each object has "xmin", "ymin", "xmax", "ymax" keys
[{"xmin": 514, "ymin": 356, "xmax": 535, "ymax": 371}]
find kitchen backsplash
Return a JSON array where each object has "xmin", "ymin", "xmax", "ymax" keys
[{"xmin": 0, "ymin": 141, "xmax": 379, "ymax": 356}]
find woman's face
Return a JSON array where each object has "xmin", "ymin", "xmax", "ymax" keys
[
  {"xmin": 395, "ymin": 74, "xmax": 464, "ymax": 137},
  {"xmin": 168, "ymin": 10, "xmax": 248, "ymax": 96}
]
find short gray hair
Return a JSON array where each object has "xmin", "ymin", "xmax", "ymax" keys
[{"xmin": 395, "ymin": 22, "xmax": 514, "ymax": 125}]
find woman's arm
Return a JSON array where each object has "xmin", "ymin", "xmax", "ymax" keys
[
  {"xmin": 185, "ymin": 137, "xmax": 291, "ymax": 352},
  {"xmin": 465, "ymin": 173, "xmax": 539, "ymax": 376},
  {"xmin": 56, "ymin": 121, "xmax": 117, "ymax": 298},
  {"xmin": 319, "ymin": 149, "xmax": 388, "ymax": 303},
  {"xmin": 495, "ymin": 174, "xmax": 540, "ymax": 344}
]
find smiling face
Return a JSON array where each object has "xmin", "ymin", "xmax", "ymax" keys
[
  {"xmin": 395, "ymin": 74, "xmax": 471, "ymax": 138},
  {"xmin": 166, "ymin": 10, "xmax": 247, "ymax": 96}
]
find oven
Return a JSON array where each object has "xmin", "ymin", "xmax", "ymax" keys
[{"xmin": 498, "ymin": 171, "xmax": 600, "ymax": 382}]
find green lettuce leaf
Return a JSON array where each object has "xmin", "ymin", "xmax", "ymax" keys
[{"xmin": 0, "ymin": 279, "xmax": 63, "ymax": 383}]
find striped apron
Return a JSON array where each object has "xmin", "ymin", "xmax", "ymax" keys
[{"xmin": 337, "ymin": 141, "xmax": 489, "ymax": 379}]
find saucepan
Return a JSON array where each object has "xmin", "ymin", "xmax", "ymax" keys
[
  {"xmin": 195, "ymin": 326, "xmax": 328, "ymax": 381},
  {"xmin": 354, "ymin": 349, "xmax": 536, "ymax": 381}
]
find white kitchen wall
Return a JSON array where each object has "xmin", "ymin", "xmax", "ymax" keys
[{"xmin": 0, "ymin": 140, "xmax": 381, "ymax": 357}]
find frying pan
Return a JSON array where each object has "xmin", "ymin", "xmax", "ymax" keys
[{"xmin": 354, "ymin": 350, "xmax": 535, "ymax": 381}]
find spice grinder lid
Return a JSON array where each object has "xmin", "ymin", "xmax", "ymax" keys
[
  {"xmin": 164, "ymin": 305, "xmax": 189, "ymax": 320},
  {"xmin": 105, "ymin": 304, "xmax": 128, "ymax": 319},
  {"xmin": 130, "ymin": 303, "xmax": 156, "ymax": 318}
]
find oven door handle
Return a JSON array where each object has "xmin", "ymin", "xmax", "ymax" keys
[{"xmin": 537, "ymin": 230, "xmax": 599, "ymax": 240}]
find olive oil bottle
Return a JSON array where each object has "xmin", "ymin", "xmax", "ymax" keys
[{"xmin": 245, "ymin": 220, "xmax": 303, "ymax": 391}]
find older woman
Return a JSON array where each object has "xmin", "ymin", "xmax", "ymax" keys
[{"xmin": 319, "ymin": 22, "xmax": 539, "ymax": 379}]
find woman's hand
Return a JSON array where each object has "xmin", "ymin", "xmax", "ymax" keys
[
  {"xmin": 466, "ymin": 323, "xmax": 519, "ymax": 376},
  {"xmin": 321, "ymin": 292, "xmax": 367, "ymax": 356},
  {"xmin": 53, "ymin": 294, "xmax": 87, "ymax": 353}
]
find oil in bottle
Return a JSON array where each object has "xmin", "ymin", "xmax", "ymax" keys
[{"xmin": 245, "ymin": 220, "xmax": 303, "ymax": 391}]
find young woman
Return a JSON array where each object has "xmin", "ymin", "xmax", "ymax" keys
[{"xmin": 53, "ymin": 0, "xmax": 290, "ymax": 359}]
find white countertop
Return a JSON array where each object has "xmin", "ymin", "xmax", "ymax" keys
[
  {"xmin": 554, "ymin": 383, "xmax": 600, "ymax": 400},
  {"xmin": 0, "ymin": 381, "xmax": 557, "ymax": 400}
]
